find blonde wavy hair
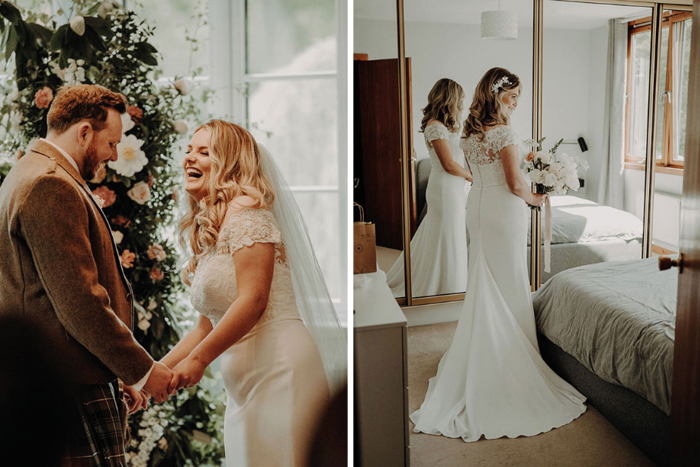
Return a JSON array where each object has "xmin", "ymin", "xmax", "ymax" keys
[
  {"xmin": 463, "ymin": 67, "xmax": 520, "ymax": 141},
  {"xmin": 421, "ymin": 78, "xmax": 465, "ymax": 133},
  {"xmin": 179, "ymin": 120, "xmax": 275, "ymax": 285}
]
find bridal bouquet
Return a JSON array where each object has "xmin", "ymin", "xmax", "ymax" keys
[{"xmin": 523, "ymin": 137, "xmax": 589, "ymax": 201}]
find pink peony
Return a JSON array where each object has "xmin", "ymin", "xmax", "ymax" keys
[
  {"xmin": 147, "ymin": 244, "xmax": 166, "ymax": 262},
  {"xmin": 120, "ymin": 249, "xmax": 135, "ymax": 268},
  {"xmin": 150, "ymin": 267, "xmax": 164, "ymax": 281},
  {"xmin": 127, "ymin": 181, "xmax": 151, "ymax": 205},
  {"xmin": 34, "ymin": 87, "xmax": 54, "ymax": 109},
  {"xmin": 127, "ymin": 105, "xmax": 143, "ymax": 121},
  {"xmin": 91, "ymin": 186, "xmax": 117, "ymax": 208}
]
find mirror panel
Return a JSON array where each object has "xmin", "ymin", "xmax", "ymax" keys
[
  {"xmin": 651, "ymin": 8, "xmax": 691, "ymax": 258},
  {"xmin": 402, "ymin": 0, "xmax": 534, "ymax": 299},
  {"xmin": 354, "ymin": 0, "xmax": 407, "ymax": 301},
  {"xmin": 539, "ymin": 1, "xmax": 652, "ymax": 283}
]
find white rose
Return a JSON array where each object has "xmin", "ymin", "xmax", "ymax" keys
[
  {"xmin": 127, "ymin": 181, "xmax": 151, "ymax": 205},
  {"xmin": 544, "ymin": 173, "xmax": 558, "ymax": 186},
  {"xmin": 69, "ymin": 16, "xmax": 86, "ymax": 36},
  {"xmin": 549, "ymin": 162, "xmax": 563, "ymax": 174},
  {"xmin": 174, "ymin": 78, "xmax": 194, "ymax": 95},
  {"xmin": 528, "ymin": 169, "xmax": 542, "ymax": 183},
  {"xmin": 539, "ymin": 152, "xmax": 551, "ymax": 164},
  {"xmin": 173, "ymin": 120, "xmax": 188, "ymax": 134},
  {"xmin": 112, "ymin": 230, "xmax": 124, "ymax": 245}
]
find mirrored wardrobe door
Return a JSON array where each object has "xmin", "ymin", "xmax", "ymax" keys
[
  {"xmin": 402, "ymin": 0, "xmax": 535, "ymax": 302},
  {"xmin": 354, "ymin": 0, "xmax": 408, "ymax": 303},
  {"xmin": 539, "ymin": 0, "xmax": 653, "ymax": 283},
  {"xmin": 651, "ymin": 7, "xmax": 691, "ymax": 259}
]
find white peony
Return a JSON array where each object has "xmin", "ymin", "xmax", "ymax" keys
[
  {"xmin": 174, "ymin": 78, "xmax": 194, "ymax": 95},
  {"xmin": 121, "ymin": 112, "xmax": 135, "ymax": 133},
  {"xmin": 538, "ymin": 151, "xmax": 551, "ymax": 164},
  {"xmin": 69, "ymin": 16, "xmax": 86, "ymax": 36},
  {"xmin": 549, "ymin": 162, "xmax": 563, "ymax": 174},
  {"xmin": 109, "ymin": 134, "xmax": 147, "ymax": 176},
  {"xmin": 173, "ymin": 119, "xmax": 188, "ymax": 134},
  {"xmin": 127, "ymin": 181, "xmax": 152, "ymax": 205},
  {"xmin": 528, "ymin": 169, "xmax": 544, "ymax": 184},
  {"xmin": 112, "ymin": 230, "xmax": 124, "ymax": 245},
  {"xmin": 544, "ymin": 173, "xmax": 558, "ymax": 186}
]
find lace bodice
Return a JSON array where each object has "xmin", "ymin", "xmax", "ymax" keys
[
  {"xmin": 189, "ymin": 208, "xmax": 300, "ymax": 328},
  {"xmin": 460, "ymin": 125, "xmax": 519, "ymax": 188},
  {"xmin": 424, "ymin": 122, "xmax": 463, "ymax": 172}
]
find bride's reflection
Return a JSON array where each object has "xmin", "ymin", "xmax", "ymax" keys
[{"xmin": 385, "ymin": 79, "xmax": 472, "ymax": 297}]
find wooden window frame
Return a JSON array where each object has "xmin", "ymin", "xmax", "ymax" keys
[{"xmin": 625, "ymin": 11, "xmax": 692, "ymax": 176}]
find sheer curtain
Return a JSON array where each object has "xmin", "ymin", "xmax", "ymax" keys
[{"xmin": 598, "ymin": 18, "xmax": 627, "ymax": 209}]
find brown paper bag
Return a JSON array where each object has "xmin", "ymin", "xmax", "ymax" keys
[{"xmin": 353, "ymin": 203, "xmax": 377, "ymax": 274}]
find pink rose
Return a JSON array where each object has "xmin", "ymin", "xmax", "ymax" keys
[
  {"xmin": 112, "ymin": 215, "xmax": 131, "ymax": 228},
  {"xmin": 147, "ymin": 244, "xmax": 166, "ymax": 262},
  {"xmin": 34, "ymin": 87, "xmax": 54, "ymax": 109},
  {"xmin": 127, "ymin": 105, "xmax": 143, "ymax": 122},
  {"xmin": 150, "ymin": 267, "xmax": 164, "ymax": 281},
  {"xmin": 127, "ymin": 181, "xmax": 151, "ymax": 205},
  {"xmin": 91, "ymin": 186, "xmax": 117, "ymax": 208},
  {"xmin": 120, "ymin": 249, "xmax": 135, "ymax": 268}
]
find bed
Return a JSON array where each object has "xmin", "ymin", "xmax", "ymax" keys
[{"xmin": 533, "ymin": 257, "xmax": 677, "ymax": 465}]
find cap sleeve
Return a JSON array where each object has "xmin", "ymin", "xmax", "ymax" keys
[
  {"xmin": 218, "ymin": 208, "xmax": 282, "ymax": 256},
  {"xmin": 496, "ymin": 126, "xmax": 520, "ymax": 153},
  {"xmin": 424, "ymin": 123, "xmax": 451, "ymax": 145}
]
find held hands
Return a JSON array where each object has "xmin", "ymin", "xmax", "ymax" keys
[
  {"xmin": 142, "ymin": 361, "xmax": 174, "ymax": 403},
  {"xmin": 168, "ymin": 355, "xmax": 206, "ymax": 395}
]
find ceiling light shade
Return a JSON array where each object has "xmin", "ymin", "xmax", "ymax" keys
[{"xmin": 481, "ymin": 10, "xmax": 518, "ymax": 40}]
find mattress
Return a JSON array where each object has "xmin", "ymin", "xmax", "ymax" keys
[
  {"xmin": 533, "ymin": 258, "xmax": 676, "ymax": 414},
  {"xmin": 528, "ymin": 195, "xmax": 643, "ymax": 245}
]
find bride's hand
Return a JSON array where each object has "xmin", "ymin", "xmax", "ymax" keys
[
  {"xmin": 168, "ymin": 356, "xmax": 206, "ymax": 395},
  {"xmin": 529, "ymin": 193, "xmax": 547, "ymax": 207}
]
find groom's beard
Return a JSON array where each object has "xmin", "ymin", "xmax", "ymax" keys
[{"xmin": 81, "ymin": 141, "xmax": 103, "ymax": 181}]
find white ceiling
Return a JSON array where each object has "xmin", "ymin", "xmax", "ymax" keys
[{"xmin": 354, "ymin": 0, "xmax": 652, "ymax": 30}]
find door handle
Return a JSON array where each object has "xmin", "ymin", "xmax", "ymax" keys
[{"xmin": 659, "ymin": 254, "xmax": 683, "ymax": 273}]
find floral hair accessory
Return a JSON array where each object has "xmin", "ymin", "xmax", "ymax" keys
[{"xmin": 491, "ymin": 76, "xmax": 511, "ymax": 94}]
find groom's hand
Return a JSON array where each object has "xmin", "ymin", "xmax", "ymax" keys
[
  {"xmin": 143, "ymin": 362, "xmax": 174, "ymax": 403},
  {"xmin": 123, "ymin": 385, "xmax": 145, "ymax": 415}
]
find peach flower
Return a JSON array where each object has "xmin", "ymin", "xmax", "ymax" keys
[
  {"xmin": 127, "ymin": 181, "xmax": 151, "ymax": 205},
  {"xmin": 526, "ymin": 152, "xmax": 535, "ymax": 162},
  {"xmin": 147, "ymin": 244, "xmax": 166, "ymax": 262},
  {"xmin": 92, "ymin": 186, "xmax": 116, "ymax": 208},
  {"xmin": 150, "ymin": 267, "xmax": 164, "ymax": 281},
  {"xmin": 127, "ymin": 105, "xmax": 143, "ymax": 122},
  {"xmin": 112, "ymin": 214, "xmax": 132, "ymax": 228},
  {"xmin": 34, "ymin": 87, "xmax": 54, "ymax": 109},
  {"xmin": 120, "ymin": 249, "xmax": 135, "ymax": 268}
]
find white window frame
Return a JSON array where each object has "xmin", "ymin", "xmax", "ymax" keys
[{"xmin": 209, "ymin": 0, "xmax": 348, "ymax": 324}]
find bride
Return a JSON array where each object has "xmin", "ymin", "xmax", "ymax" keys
[
  {"xmin": 160, "ymin": 120, "xmax": 345, "ymax": 466},
  {"xmin": 410, "ymin": 68, "xmax": 586, "ymax": 441},
  {"xmin": 386, "ymin": 78, "xmax": 472, "ymax": 297}
]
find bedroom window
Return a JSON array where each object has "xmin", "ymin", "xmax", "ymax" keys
[{"xmin": 625, "ymin": 11, "xmax": 691, "ymax": 175}]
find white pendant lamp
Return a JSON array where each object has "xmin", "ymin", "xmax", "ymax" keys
[{"xmin": 481, "ymin": 0, "xmax": 518, "ymax": 41}]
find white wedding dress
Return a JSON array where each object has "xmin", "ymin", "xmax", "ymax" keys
[
  {"xmin": 410, "ymin": 125, "xmax": 586, "ymax": 441},
  {"xmin": 386, "ymin": 122, "xmax": 468, "ymax": 297},
  {"xmin": 190, "ymin": 208, "xmax": 330, "ymax": 466}
]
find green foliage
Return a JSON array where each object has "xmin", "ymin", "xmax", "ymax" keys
[{"xmin": 0, "ymin": 1, "xmax": 223, "ymax": 465}]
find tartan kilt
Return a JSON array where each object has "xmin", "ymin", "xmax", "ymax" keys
[{"xmin": 61, "ymin": 379, "xmax": 128, "ymax": 467}]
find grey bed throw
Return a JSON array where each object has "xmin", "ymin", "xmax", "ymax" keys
[{"xmin": 533, "ymin": 258, "xmax": 677, "ymax": 414}]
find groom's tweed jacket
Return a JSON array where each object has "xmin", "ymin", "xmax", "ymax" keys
[{"xmin": 0, "ymin": 140, "xmax": 153, "ymax": 385}]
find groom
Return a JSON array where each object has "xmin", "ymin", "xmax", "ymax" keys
[{"xmin": 0, "ymin": 85, "xmax": 173, "ymax": 466}]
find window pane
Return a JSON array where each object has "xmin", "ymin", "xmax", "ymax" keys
[
  {"xmin": 629, "ymin": 30, "xmax": 651, "ymax": 158},
  {"xmin": 655, "ymin": 26, "xmax": 669, "ymax": 161},
  {"xmin": 247, "ymin": 78, "xmax": 338, "ymax": 186},
  {"xmin": 676, "ymin": 18, "xmax": 692, "ymax": 162},
  {"xmin": 291, "ymin": 191, "xmax": 341, "ymax": 304},
  {"xmin": 134, "ymin": 1, "xmax": 209, "ymax": 78},
  {"xmin": 246, "ymin": 0, "xmax": 336, "ymax": 74}
]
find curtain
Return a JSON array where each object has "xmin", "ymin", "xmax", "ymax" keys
[{"xmin": 598, "ymin": 18, "xmax": 627, "ymax": 209}]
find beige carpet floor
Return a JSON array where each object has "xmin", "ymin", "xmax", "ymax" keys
[{"xmin": 407, "ymin": 321, "xmax": 655, "ymax": 467}]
